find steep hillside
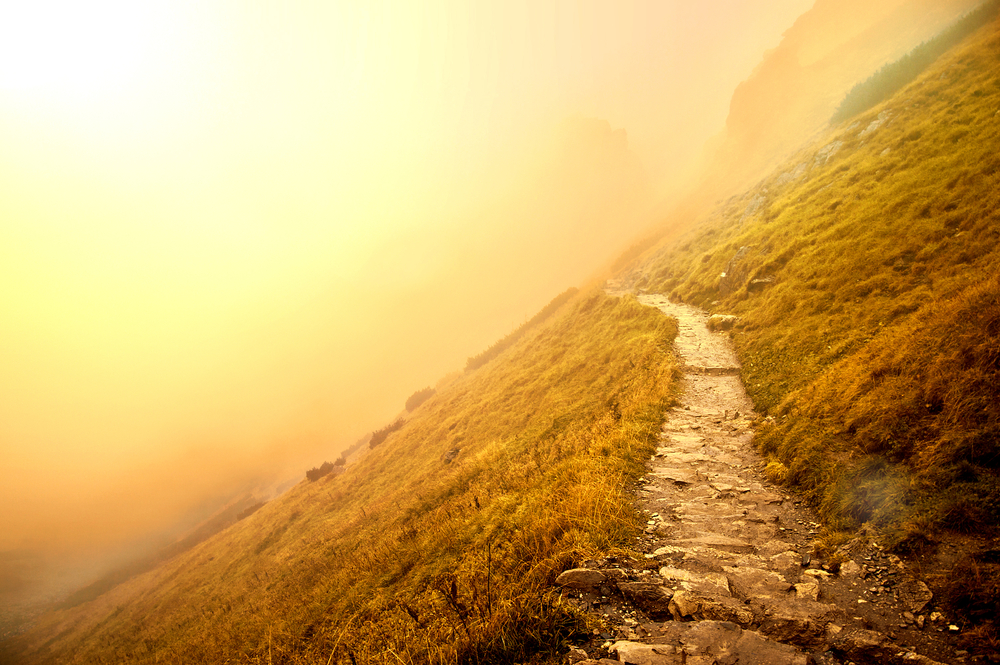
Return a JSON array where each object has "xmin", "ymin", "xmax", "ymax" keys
[
  {"xmin": 704, "ymin": 0, "xmax": 981, "ymax": 194},
  {"xmin": 622, "ymin": 13, "xmax": 1000, "ymax": 636},
  {"xmin": 1, "ymin": 291, "xmax": 678, "ymax": 664},
  {"xmin": 616, "ymin": 0, "xmax": 986, "ymax": 305}
]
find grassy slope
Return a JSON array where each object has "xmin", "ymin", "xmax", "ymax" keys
[
  {"xmin": 634, "ymin": 17, "xmax": 1000, "ymax": 547},
  {"xmin": 4, "ymin": 291, "xmax": 677, "ymax": 665}
]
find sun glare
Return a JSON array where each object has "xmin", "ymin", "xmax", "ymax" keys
[{"xmin": 0, "ymin": 1, "xmax": 172, "ymax": 99}]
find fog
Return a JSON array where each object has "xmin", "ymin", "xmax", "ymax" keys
[{"xmin": 0, "ymin": 0, "xmax": 812, "ymax": 594}]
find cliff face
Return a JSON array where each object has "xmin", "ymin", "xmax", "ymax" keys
[{"xmin": 705, "ymin": 0, "xmax": 981, "ymax": 192}]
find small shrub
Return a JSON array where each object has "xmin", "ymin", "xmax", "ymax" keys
[
  {"xmin": 764, "ymin": 459, "xmax": 789, "ymax": 485},
  {"xmin": 369, "ymin": 418, "xmax": 405, "ymax": 449},
  {"xmin": 405, "ymin": 387, "xmax": 436, "ymax": 411},
  {"xmin": 236, "ymin": 502, "xmax": 266, "ymax": 520},
  {"xmin": 305, "ymin": 461, "xmax": 336, "ymax": 481}
]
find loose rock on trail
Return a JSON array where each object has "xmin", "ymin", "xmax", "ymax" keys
[{"xmin": 557, "ymin": 294, "xmax": 968, "ymax": 665}]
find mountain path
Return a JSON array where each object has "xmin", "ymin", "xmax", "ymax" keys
[{"xmin": 558, "ymin": 294, "xmax": 966, "ymax": 665}]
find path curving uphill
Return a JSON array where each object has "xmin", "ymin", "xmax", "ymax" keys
[{"xmin": 559, "ymin": 294, "xmax": 962, "ymax": 665}]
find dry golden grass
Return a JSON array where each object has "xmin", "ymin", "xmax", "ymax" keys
[
  {"xmin": 2, "ymin": 290, "xmax": 678, "ymax": 664},
  {"xmin": 615, "ymin": 17, "xmax": 1000, "ymax": 638},
  {"xmin": 626, "ymin": 14, "xmax": 1000, "ymax": 611}
]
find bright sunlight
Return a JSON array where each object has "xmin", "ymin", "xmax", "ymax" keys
[{"xmin": 0, "ymin": 1, "xmax": 175, "ymax": 99}]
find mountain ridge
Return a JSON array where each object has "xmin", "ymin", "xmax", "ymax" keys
[{"xmin": 4, "ymin": 3, "xmax": 999, "ymax": 663}]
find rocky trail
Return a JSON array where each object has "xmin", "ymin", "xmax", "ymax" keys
[{"xmin": 556, "ymin": 294, "xmax": 971, "ymax": 665}]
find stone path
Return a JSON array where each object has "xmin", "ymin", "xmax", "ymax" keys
[{"xmin": 556, "ymin": 294, "xmax": 965, "ymax": 665}]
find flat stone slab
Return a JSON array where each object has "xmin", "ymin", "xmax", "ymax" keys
[
  {"xmin": 677, "ymin": 513, "xmax": 746, "ymax": 524},
  {"xmin": 610, "ymin": 641, "xmax": 688, "ymax": 665},
  {"xmin": 618, "ymin": 582, "xmax": 675, "ymax": 620},
  {"xmin": 555, "ymin": 568, "xmax": 606, "ymax": 590},
  {"xmin": 680, "ymin": 485, "xmax": 719, "ymax": 500},
  {"xmin": 668, "ymin": 591, "xmax": 755, "ymax": 626},
  {"xmin": 653, "ymin": 468, "xmax": 699, "ymax": 485},
  {"xmin": 657, "ymin": 451, "xmax": 712, "ymax": 464},
  {"xmin": 675, "ymin": 534, "xmax": 756, "ymax": 554},
  {"xmin": 647, "ymin": 620, "xmax": 812, "ymax": 665},
  {"xmin": 662, "ymin": 433, "xmax": 706, "ymax": 446},
  {"xmin": 710, "ymin": 482, "xmax": 751, "ymax": 493},
  {"xmin": 795, "ymin": 581, "xmax": 820, "ymax": 601},
  {"xmin": 658, "ymin": 567, "xmax": 731, "ymax": 596},
  {"xmin": 758, "ymin": 600, "xmax": 842, "ymax": 647},
  {"xmin": 723, "ymin": 566, "xmax": 792, "ymax": 600},
  {"xmin": 650, "ymin": 544, "xmax": 690, "ymax": 558}
]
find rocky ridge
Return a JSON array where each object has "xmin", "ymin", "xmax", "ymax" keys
[{"xmin": 555, "ymin": 294, "xmax": 972, "ymax": 665}]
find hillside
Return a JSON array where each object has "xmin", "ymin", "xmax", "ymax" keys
[
  {"xmin": 4, "ymin": 6, "xmax": 1000, "ymax": 665},
  {"xmin": 615, "ymin": 0, "xmax": 985, "ymax": 306},
  {"xmin": 703, "ymin": 0, "xmax": 982, "ymax": 195},
  {"xmin": 1, "ymin": 292, "xmax": 678, "ymax": 664},
  {"xmin": 620, "ymin": 11, "xmax": 1000, "ymax": 639}
]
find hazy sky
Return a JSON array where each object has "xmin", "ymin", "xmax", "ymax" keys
[{"xmin": 0, "ymin": 1, "xmax": 813, "ymax": 559}]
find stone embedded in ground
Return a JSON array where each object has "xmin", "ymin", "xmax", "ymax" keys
[
  {"xmin": 900, "ymin": 578, "xmax": 934, "ymax": 613},
  {"xmin": 612, "ymin": 641, "xmax": 684, "ymax": 664},
  {"xmin": 555, "ymin": 568, "xmax": 606, "ymax": 590},
  {"xmin": 667, "ymin": 590, "xmax": 755, "ymax": 626},
  {"xmin": 677, "ymin": 512, "xmax": 746, "ymax": 524},
  {"xmin": 726, "ymin": 628, "xmax": 811, "ymax": 665},
  {"xmin": 794, "ymin": 581, "xmax": 820, "ymax": 601},
  {"xmin": 653, "ymin": 468, "xmax": 699, "ymax": 485},
  {"xmin": 829, "ymin": 627, "xmax": 891, "ymax": 661},
  {"xmin": 707, "ymin": 314, "xmax": 739, "ymax": 330},
  {"xmin": 658, "ymin": 451, "xmax": 711, "ymax": 464},
  {"xmin": 651, "ymin": 545, "xmax": 688, "ymax": 558},
  {"xmin": 615, "ymin": 620, "xmax": 810, "ymax": 665},
  {"xmin": 723, "ymin": 565, "xmax": 792, "ymax": 600},
  {"xmin": 755, "ymin": 491, "xmax": 785, "ymax": 505},
  {"xmin": 668, "ymin": 590, "xmax": 702, "ymax": 619},
  {"xmin": 748, "ymin": 276, "xmax": 774, "ymax": 292},
  {"xmin": 709, "ymin": 482, "xmax": 751, "ymax": 493},
  {"xmin": 802, "ymin": 568, "xmax": 832, "ymax": 579},
  {"xmin": 674, "ymin": 534, "xmax": 755, "ymax": 554},
  {"xmin": 901, "ymin": 652, "xmax": 949, "ymax": 665},
  {"xmin": 658, "ymin": 567, "xmax": 730, "ymax": 595},
  {"xmin": 838, "ymin": 560, "xmax": 862, "ymax": 576},
  {"xmin": 758, "ymin": 599, "xmax": 841, "ymax": 647},
  {"xmin": 618, "ymin": 582, "xmax": 674, "ymax": 620},
  {"xmin": 662, "ymin": 433, "xmax": 706, "ymax": 446}
]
